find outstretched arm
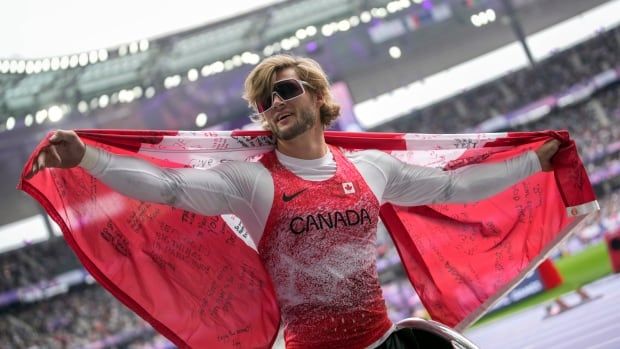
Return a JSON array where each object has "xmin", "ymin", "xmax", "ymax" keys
[
  {"xmin": 381, "ymin": 140, "xmax": 559, "ymax": 206},
  {"xmin": 26, "ymin": 130, "xmax": 254, "ymax": 217}
]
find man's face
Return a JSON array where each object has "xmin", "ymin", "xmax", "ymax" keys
[{"xmin": 261, "ymin": 68, "xmax": 320, "ymax": 141}]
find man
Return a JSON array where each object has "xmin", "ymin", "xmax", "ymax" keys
[{"xmin": 28, "ymin": 55, "xmax": 559, "ymax": 348}]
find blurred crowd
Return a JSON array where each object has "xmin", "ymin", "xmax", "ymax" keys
[
  {"xmin": 0, "ymin": 238, "xmax": 80, "ymax": 293},
  {"xmin": 0, "ymin": 286, "xmax": 149, "ymax": 349},
  {"xmin": 513, "ymin": 85, "xmax": 620, "ymax": 172},
  {"xmin": 1, "ymin": 22, "xmax": 619, "ymax": 349},
  {"xmin": 375, "ymin": 25, "xmax": 620, "ymax": 134}
]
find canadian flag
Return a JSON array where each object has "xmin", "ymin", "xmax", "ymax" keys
[
  {"xmin": 342, "ymin": 182, "xmax": 355, "ymax": 194},
  {"xmin": 18, "ymin": 129, "xmax": 596, "ymax": 348}
]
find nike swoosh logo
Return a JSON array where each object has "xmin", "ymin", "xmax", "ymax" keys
[{"xmin": 282, "ymin": 188, "xmax": 308, "ymax": 202}]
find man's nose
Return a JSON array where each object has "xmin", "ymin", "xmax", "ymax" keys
[{"xmin": 272, "ymin": 93, "xmax": 285, "ymax": 108}]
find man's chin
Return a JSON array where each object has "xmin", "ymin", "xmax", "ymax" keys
[
  {"xmin": 272, "ymin": 118, "xmax": 314, "ymax": 141},
  {"xmin": 276, "ymin": 131, "xmax": 297, "ymax": 141},
  {"xmin": 275, "ymin": 126, "xmax": 304, "ymax": 141}
]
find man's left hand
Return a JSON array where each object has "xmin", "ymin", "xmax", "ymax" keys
[{"xmin": 535, "ymin": 139, "xmax": 561, "ymax": 172}]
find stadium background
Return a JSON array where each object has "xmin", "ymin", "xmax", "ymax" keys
[{"xmin": 0, "ymin": 0, "xmax": 619, "ymax": 347}]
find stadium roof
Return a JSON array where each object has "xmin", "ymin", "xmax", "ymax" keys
[{"xmin": 0, "ymin": 0, "xmax": 283, "ymax": 58}]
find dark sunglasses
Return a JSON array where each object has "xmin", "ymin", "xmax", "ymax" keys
[{"xmin": 254, "ymin": 78, "xmax": 312, "ymax": 115}]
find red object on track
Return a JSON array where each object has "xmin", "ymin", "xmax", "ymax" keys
[
  {"xmin": 605, "ymin": 230, "xmax": 620, "ymax": 273},
  {"xmin": 538, "ymin": 258, "xmax": 563, "ymax": 289}
]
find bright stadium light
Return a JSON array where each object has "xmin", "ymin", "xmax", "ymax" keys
[
  {"xmin": 78, "ymin": 53, "xmax": 89, "ymax": 66},
  {"xmin": 68, "ymin": 55, "xmax": 79, "ymax": 68},
  {"xmin": 48, "ymin": 105, "xmax": 63, "ymax": 122},
  {"xmin": 118, "ymin": 45, "xmax": 128, "ymax": 56},
  {"xmin": 78, "ymin": 101, "xmax": 89, "ymax": 113},
  {"xmin": 472, "ymin": 9, "xmax": 496, "ymax": 27},
  {"xmin": 89, "ymin": 50, "xmax": 98, "ymax": 64},
  {"xmin": 195, "ymin": 113, "xmax": 208, "ymax": 127},
  {"xmin": 241, "ymin": 51, "xmax": 253, "ymax": 64},
  {"xmin": 486, "ymin": 9, "xmax": 496, "ymax": 22},
  {"xmin": 133, "ymin": 86, "xmax": 143, "ymax": 98},
  {"xmin": 289, "ymin": 36, "xmax": 300, "ymax": 48},
  {"xmin": 201, "ymin": 64, "xmax": 213, "ymax": 76},
  {"xmin": 471, "ymin": 14, "xmax": 481, "ymax": 27},
  {"xmin": 42, "ymin": 58, "xmax": 50, "ymax": 71},
  {"xmin": 295, "ymin": 28, "xmax": 307, "ymax": 40},
  {"xmin": 129, "ymin": 42, "xmax": 139, "ymax": 54},
  {"xmin": 187, "ymin": 68, "xmax": 199, "ymax": 81},
  {"xmin": 224, "ymin": 59, "xmax": 234, "ymax": 71},
  {"xmin": 6, "ymin": 116, "xmax": 15, "ymax": 131},
  {"xmin": 280, "ymin": 38, "xmax": 299, "ymax": 51},
  {"xmin": 241, "ymin": 52, "xmax": 260, "ymax": 65},
  {"xmin": 263, "ymin": 45, "xmax": 274, "ymax": 56},
  {"xmin": 480, "ymin": 13, "xmax": 489, "ymax": 25},
  {"xmin": 163, "ymin": 77, "xmax": 172, "ymax": 89},
  {"xmin": 26, "ymin": 61, "xmax": 35, "ymax": 74},
  {"xmin": 97, "ymin": 48, "xmax": 108, "ymax": 62},
  {"xmin": 248, "ymin": 53, "xmax": 260, "ymax": 65},
  {"xmin": 387, "ymin": 2, "xmax": 400, "ymax": 13},
  {"xmin": 118, "ymin": 89, "xmax": 130, "ymax": 103},
  {"xmin": 51, "ymin": 57, "xmax": 60, "ymax": 70},
  {"xmin": 98, "ymin": 95, "xmax": 109, "ymax": 108},
  {"xmin": 389, "ymin": 46, "xmax": 402, "ymax": 59},
  {"xmin": 232, "ymin": 55, "xmax": 243, "ymax": 66},
  {"xmin": 164, "ymin": 75, "xmax": 181, "ymax": 89},
  {"xmin": 321, "ymin": 24, "xmax": 334, "ymax": 37},
  {"xmin": 98, "ymin": 49, "xmax": 109, "ymax": 62},
  {"xmin": 24, "ymin": 114, "xmax": 33, "ymax": 127},
  {"xmin": 9, "ymin": 60, "xmax": 17, "ymax": 73},
  {"xmin": 212, "ymin": 61, "xmax": 224, "ymax": 73},
  {"xmin": 360, "ymin": 11, "xmax": 372, "ymax": 23},
  {"xmin": 119, "ymin": 89, "xmax": 135, "ymax": 102},
  {"xmin": 17, "ymin": 60, "xmax": 25, "ymax": 74},
  {"xmin": 305, "ymin": 26, "xmax": 317, "ymax": 36},
  {"xmin": 139, "ymin": 39, "xmax": 149, "ymax": 52},
  {"xmin": 35, "ymin": 109, "xmax": 48, "ymax": 124},
  {"xmin": 349, "ymin": 16, "xmax": 360, "ymax": 27},
  {"xmin": 281, "ymin": 38, "xmax": 292, "ymax": 50},
  {"xmin": 33, "ymin": 60, "xmax": 42, "ymax": 74},
  {"xmin": 60, "ymin": 56, "xmax": 69, "ymax": 69},
  {"xmin": 337, "ymin": 20, "xmax": 351, "ymax": 31},
  {"xmin": 145, "ymin": 86, "xmax": 155, "ymax": 99},
  {"xmin": 0, "ymin": 60, "xmax": 9, "ymax": 73},
  {"xmin": 371, "ymin": 8, "xmax": 388, "ymax": 18}
]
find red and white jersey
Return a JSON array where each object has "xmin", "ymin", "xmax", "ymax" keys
[{"xmin": 258, "ymin": 145, "xmax": 391, "ymax": 348}]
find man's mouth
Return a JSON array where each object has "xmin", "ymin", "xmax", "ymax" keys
[{"xmin": 277, "ymin": 113, "xmax": 292, "ymax": 122}]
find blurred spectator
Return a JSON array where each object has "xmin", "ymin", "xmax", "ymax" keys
[{"xmin": 1, "ymin": 238, "xmax": 81, "ymax": 293}]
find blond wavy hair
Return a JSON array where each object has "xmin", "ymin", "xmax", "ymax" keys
[{"xmin": 243, "ymin": 54, "xmax": 340, "ymax": 128}]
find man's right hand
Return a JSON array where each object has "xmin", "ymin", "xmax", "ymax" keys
[{"xmin": 26, "ymin": 130, "xmax": 86, "ymax": 179}]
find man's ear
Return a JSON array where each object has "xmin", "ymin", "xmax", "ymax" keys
[{"xmin": 315, "ymin": 93, "xmax": 324, "ymax": 107}]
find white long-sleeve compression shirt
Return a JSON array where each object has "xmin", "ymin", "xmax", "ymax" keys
[{"xmin": 80, "ymin": 146, "xmax": 541, "ymax": 246}]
